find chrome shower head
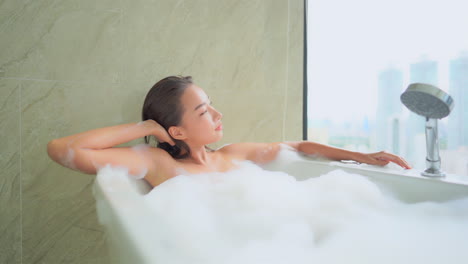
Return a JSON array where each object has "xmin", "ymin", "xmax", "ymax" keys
[
  {"xmin": 400, "ymin": 83, "xmax": 455, "ymax": 177},
  {"xmin": 400, "ymin": 83, "xmax": 454, "ymax": 119}
]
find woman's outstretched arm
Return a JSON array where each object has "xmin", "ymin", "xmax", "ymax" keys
[
  {"xmin": 284, "ymin": 141, "xmax": 411, "ymax": 169},
  {"xmin": 220, "ymin": 141, "xmax": 411, "ymax": 169},
  {"xmin": 47, "ymin": 120, "xmax": 176, "ymax": 185}
]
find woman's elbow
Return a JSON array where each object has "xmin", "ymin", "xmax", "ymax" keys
[
  {"xmin": 281, "ymin": 141, "xmax": 302, "ymax": 151},
  {"xmin": 47, "ymin": 139, "xmax": 74, "ymax": 167},
  {"xmin": 47, "ymin": 139, "xmax": 60, "ymax": 162},
  {"xmin": 47, "ymin": 139, "xmax": 95, "ymax": 174}
]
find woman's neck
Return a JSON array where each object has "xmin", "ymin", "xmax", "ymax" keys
[{"xmin": 185, "ymin": 145, "xmax": 212, "ymax": 165}]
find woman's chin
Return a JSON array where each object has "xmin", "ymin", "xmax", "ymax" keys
[{"xmin": 213, "ymin": 133, "xmax": 223, "ymax": 143}]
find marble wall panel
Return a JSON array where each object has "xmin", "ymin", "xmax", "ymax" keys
[
  {"xmin": 120, "ymin": 0, "xmax": 288, "ymax": 95},
  {"xmin": 0, "ymin": 0, "xmax": 26, "ymax": 29},
  {"xmin": 0, "ymin": 79, "xmax": 21, "ymax": 264},
  {"xmin": 284, "ymin": 0, "xmax": 304, "ymax": 141},
  {"xmin": 0, "ymin": 0, "xmax": 122, "ymax": 84},
  {"xmin": 21, "ymin": 81, "xmax": 112, "ymax": 263},
  {"xmin": 207, "ymin": 89, "xmax": 286, "ymax": 149}
]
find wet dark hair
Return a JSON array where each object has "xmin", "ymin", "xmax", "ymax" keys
[{"xmin": 142, "ymin": 75, "xmax": 193, "ymax": 159}]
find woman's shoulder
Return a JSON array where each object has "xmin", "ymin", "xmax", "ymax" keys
[
  {"xmin": 217, "ymin": 142, "xmax": 254, "ymax": 152},
  {"xmin": 216, "ymin": 143, "xmax": 251, "ymax": 159},
  {"xmin": 217, "ymin": 142, "xmax": 278, "ymax": 158},
  {"xmin": 217, "ymin": 142, "xmax": 279, "ymax": 151},
  {"xmin": 217, "ymin": 142, "xmax": 288, "ymax": 165}
]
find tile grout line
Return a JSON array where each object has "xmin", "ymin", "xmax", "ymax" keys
[
  {"xmin": 282, "ymin": 0, "xmax": 291, "ymax": 142},
  {"xmin": 0, "ymin": 77, "xmax": 74, "ymax": 83},
  {"xmin": 0, "ymin": 77, "xmax": 101, "ymax": 85},
  {"xmin": 1, "ymin": 77, "xmax": 58, "ymax": 82},
  {"xmin": 19, "ymin": 82, "xmax": 23, "ymax": 264},
  {"xmin": 120, "ymin": 0, "xmax": 124, "ymax": 88}
]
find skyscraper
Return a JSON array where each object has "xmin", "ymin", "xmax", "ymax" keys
[
  {"xmin": 448, "ymin": 54, "xmax": 468, "ymax": 149},
  {"xmin": 376, "ymin": 67, "xmax": 403, "ymax": 153},
  {"xmin": 410, "ymin": 60, "xmax": 438, "ymax": 84}
]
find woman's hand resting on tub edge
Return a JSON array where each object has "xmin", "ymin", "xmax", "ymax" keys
[
  {"xmin": 282, "ymin": 141, "xmax": 412, "ymax": 169},
  {"xmin": 350, "ymin": 151, "xmax": 412, "ymax": 169}
]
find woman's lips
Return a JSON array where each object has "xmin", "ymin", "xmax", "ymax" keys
[{"xmin": 215, "ymin": 124, "xmax": 223, "ymax": 131}]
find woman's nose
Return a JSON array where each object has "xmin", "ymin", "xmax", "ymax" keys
[{"xmin": 211, "ymin": 107, "xmax": 222, "ymax": 120}]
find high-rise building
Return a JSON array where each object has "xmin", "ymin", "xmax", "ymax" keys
[
  {"xmin": 376, "ymin": 67, "xmax": 403, "ymax": 153},
  {"xmin": 410, "ymin": 60, "xmax": 438, "ymax": 84},
  {"xmin": 448, "ymin": 54, "xmax": 468, "ymax": 149}
]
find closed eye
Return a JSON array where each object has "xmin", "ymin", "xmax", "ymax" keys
[{"xmin": 200, "ymin": 100, "xmax": 213, "ymax": 116}]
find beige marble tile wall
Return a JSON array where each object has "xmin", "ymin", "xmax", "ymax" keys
[{"xmin": 0, "ymin": 0, "xmax": 303, "ymax": 263}]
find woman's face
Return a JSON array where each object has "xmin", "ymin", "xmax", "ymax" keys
[{"xmin": 175, "ymin": 84, "xmax": 223, "ymax": 146}]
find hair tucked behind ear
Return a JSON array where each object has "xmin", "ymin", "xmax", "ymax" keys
[{"xmin": 141, "ymin": 75, "xmax": 193, "ymax": 159}]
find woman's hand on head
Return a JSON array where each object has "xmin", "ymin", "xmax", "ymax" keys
[
  {"xmin": 147, "ymin": 119, "xmax": 175, "ymax": 146},
  {"xmin": 357, "ymin": 151, "xmax": 412, "ymax": 169}
]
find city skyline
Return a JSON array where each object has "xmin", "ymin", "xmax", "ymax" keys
[
  {"xmin": 308, "ymin": 53, "xmax": 468, "ymax": 174},
  {"xmin": 306, "ymin": 0, "xmax": 468, "ymax": 174}
]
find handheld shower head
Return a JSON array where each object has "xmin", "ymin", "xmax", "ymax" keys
[
  {"xmin": 400, "ymin": 83, "xmax": 455, "ymax": 177},
  {"xmin": 400, "ymin": 83, "xmax": 454, "ymax": 119}
]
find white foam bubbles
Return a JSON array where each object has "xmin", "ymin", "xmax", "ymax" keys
[{"xmin": 96, "ymin": 151, "xmax": 468, "ymax": 264}]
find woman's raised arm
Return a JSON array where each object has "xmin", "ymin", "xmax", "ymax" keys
[{"xmin": 46, "ymin": 120, "xmax": 176, "ymax": 182}]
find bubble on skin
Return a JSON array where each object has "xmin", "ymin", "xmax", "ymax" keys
[
  {"xmin": 60, "ymin": 135, "xmax": 86, "ymax": 171},
  {"xmin": 60, "ymin": 148, "xmax": 77, "ymax": 170},
  {"xmin": 130, "ymin": 167, "xmax": 148, "ymax": 180},
  {"xmin": 132, "ymin": 143, "xmax": 151, "ymax": 152},
  {"xmin": 95, "ymin": 163, "xmax": 148, "ymax": 181},
  {"xmin": 175, "ymin": 167, "xmax": 190, "ymax": 176},
  {"xmin": 92, "ymin": 159, "xmax": 105, "ymax": 172},
  {"xmin": 278, "ymin": 142, "xmax": 296, "ymax": 151},
  {"xmin": 128, "ymin": 144, "xmax": 152, "ymax": 179},
  {"xmin": 254, "ymin": 143, "xmax": 301, "ymax": 164},
  {"xmin": 254, "ymin": 144, "xmax": 277, "ymax": 164}
]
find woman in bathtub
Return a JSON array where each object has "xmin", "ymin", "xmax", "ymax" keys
[{"xmin": 47, "ymin": 75, "xmax": 411, "ymax": 187}]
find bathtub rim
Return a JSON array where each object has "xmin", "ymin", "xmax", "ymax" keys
[{"xmin": 304, "ymin": 156, "xmax": 468, "ymax": 187}]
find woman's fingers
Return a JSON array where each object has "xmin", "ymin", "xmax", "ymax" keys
[
  {"xmin": 374, "ymin": 151, "xmax": 412, "ymax": 169},
  {"xmin": 164, "ymin": 137, "xmax": 176, "ymax": 146},
  {"xmin": 162, "ymin": 138, "xmax": 175, "ymax": 146},
  {"xmin": 155, "ymin": 127, "xmax": 175, "ymax": 146},
  {"xmin": 374, "ymin": 158, "xmax": 390, "ymax": 166}
]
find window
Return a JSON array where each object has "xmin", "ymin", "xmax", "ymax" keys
[{"xmin": 306, "ymin": 0, "xmax": 468, "ymax": 175}]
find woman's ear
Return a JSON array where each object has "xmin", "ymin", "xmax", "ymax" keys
[{"xmin": 168, "ymin": 126, "xmax": 187, "ymax": 140}]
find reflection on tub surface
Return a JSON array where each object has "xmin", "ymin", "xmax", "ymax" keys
[{"xmin": 94, "ymin": 150, "xmax": 468, "ymax": 264}]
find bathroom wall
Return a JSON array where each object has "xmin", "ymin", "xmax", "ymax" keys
[{"xmin": 0, "ymin": 0, "xmax": 303, "ymax": 263}]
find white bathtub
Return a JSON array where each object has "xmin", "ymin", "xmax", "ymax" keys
[{"xmin": 92, "ymin": 153, "xmax": 468, "ymax": 264}]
